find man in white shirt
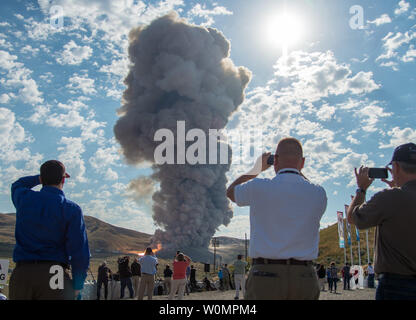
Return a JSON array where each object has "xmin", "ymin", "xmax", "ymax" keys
[{"xmin": 226, "ymin": 137, "xmax": 327, "ymax": 300}]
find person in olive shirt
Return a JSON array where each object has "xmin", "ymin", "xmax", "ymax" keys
[
  {"xmin": 348, "ymin": 143, "xmax": 416, "ymax": 300},
  {"xmin": 232, "ymin": 255, "xmax": 248, "ymax": 299}
]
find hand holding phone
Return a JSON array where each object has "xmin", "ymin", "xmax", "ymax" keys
[{"xmin": 368, "ymin": 168, "xmax": 388, "ymax": 179}]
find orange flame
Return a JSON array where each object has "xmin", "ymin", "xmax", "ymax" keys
[{"xmin": 127, "ymin": 243, "xmax": 162, "ymax": 256}]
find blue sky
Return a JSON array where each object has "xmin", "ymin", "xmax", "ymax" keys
[{"xmin": 0, "ymin": 0, "xmax": 415, "ymax": 239}]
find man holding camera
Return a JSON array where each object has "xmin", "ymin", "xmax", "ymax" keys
[
  {"xmin": 347, "ymin": 143, "xmax": 416, "ymax": 300},
  {"xmin": 227, "ymin": 137, "xmax": 327, "ymax": 300}
]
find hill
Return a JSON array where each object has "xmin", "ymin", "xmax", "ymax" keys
[
  {"xmin": 0, "ymin": 213, "xmax": 153, "ymax": 257},
  {"xmin": 317, "ymin": 220, "xmax": 375, "ymax": 266},
  {"xmin": 0, "ymin": 213, "xmax": 374, "ymax": 265}
]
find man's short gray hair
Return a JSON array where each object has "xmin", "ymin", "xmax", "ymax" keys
[{"xmin": 398, "ymin": 161, "xmax": 416, "ymax": 174}]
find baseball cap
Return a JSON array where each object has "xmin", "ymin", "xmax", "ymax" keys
[
  {"xmin": 388, "ymin": 143, "xmax": 416, "ymax": 165},
  {"xmin": 40, "ymin": 160, "xmax": 70, "ymax": 185}
]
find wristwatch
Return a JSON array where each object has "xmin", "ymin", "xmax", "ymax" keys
[{"xmin": 356, "ymin": 188, "xmax": 366, "ymax": 194}]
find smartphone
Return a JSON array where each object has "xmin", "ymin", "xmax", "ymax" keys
[
  {"xmin": 368, "ymin": 168, "xmax": 388, "ymax": 179},
  {"xmin": 267, "ymin": 154, "xmax": 274, "ymax": 165}
]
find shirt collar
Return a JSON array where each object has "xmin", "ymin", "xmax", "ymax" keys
[
  {"xmin": 402, "ymin": 179, "xmax": 416, "ymax": 189},
  {"xmin": 41, "ymin": 185, "xmax": 65, "ymax": 197},
  {"xmin": 277, "ymin": 168, "xmax": 300, "ymax": 175}
]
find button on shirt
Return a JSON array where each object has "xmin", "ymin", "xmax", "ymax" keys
[
  {"xmin": 11, "ymin": 175, "xmax": 90, "ymax": 290},
  {"xmin": 139, "ymin": 255, "xmax": 158, "ymax": 275},
  {"xmin": 234, "ymin": 168, "xmax": 327, "ymax": 260}
]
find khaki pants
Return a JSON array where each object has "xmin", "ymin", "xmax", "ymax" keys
[
  {"xmin": 9, "ymin": 262, "xmax": 74, "ymax": 300},
  {"xmin": 168, "ymin": 278, "xmax": 187, "ymax": 300},
  {"xmin": 132, "ymin": 275, "xmax": 141, "ymax": 298},
  {"xmin": 318, "ymin": 278, "xmax": 326, "ymax": 291},
  {"xmin": 137, "ymin": 273, "xmax": 155, "ymax": 300},
  {"xmin": 164, "ymin": 277, "xmax": 172, "ymax": 295},
  {"xmin": 245, "ymin": 264, "xmax": 320, "ymax": 300},
  {"xmin": 234, "ymin": 273, "xmax": 246, "ymax": 298}
]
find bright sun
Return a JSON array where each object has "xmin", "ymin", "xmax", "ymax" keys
[{"xmin": 264, "ymin": 11, "xmax": 304, "ymax": 53}]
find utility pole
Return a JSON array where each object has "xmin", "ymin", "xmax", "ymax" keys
[
  {"xmin": 212, "ymin": 237, "xmax": 219, "ymax": 272},
  {"xmin": 245, "ymin": 233, "xmax": 248, "ymax": 262}
]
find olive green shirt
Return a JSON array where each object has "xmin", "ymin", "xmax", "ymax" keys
[
  {"xmin": 352, "ymin": 180, "xmax": 416, "ymax": 275},
  {"xmin": 233, "ymin": 259, "xmax": 248, "ymax": 275}
]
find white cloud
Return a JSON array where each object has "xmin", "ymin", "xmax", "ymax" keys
[
  {"xmin": 0, "ymin": 93, "xmax": 11, "ymax": 104},
  {"xmin": 380, "ymin": 127, "xmax": 416, "ymax": 148},
  {"xmin": 376, "ymin": 30, "xmax": 416, "ymax": 65},
  {"xmin": 402, "ymin": 45, "xmax": 416, "ymax": 62},
  {"xmin": 188, "ymin": 3, "xmax": 233, "ymax": 27},
  {"xmin": 316, "ymin": 104, "xmax": 336, "ymax": 121},
  {"xmin": 57, "ymin": 136, "xmax": 87, "ymax": 183},
  {"xmin": 367, "ymin": 14, "xmax": 392, "ymax": 26},
  {"xmin": 0, "ymin": 50, "xmax": 43, "ymax": 106},
  {"xmin": 20, "ymin": 44, "xmax": 40, "ymax": 56},
  {"xmin": 0, "ymin": 107, "xmax": 30, "ymax": 162},
  {"xmin": 104, "ymin": 168, "xmax": 118, "ymax": 181},
  {"xmin": 358, "ymin": 103, "xmax": 392, "ymax": 132},
  {"xmin": 215, "ymin": 214, "xmax": 249, "ymax": 239},
  {"xmin": 56, "ymin": 40, "xmax": 92, "ymax": 65},
  {"xmin": 89, "ymin": 145, "xmax": 121, "ymax": 170},
  {"xmin": 67, "ymin": 73, "xmax": 96, "ymax": 95},
  {"xmin": 395, "ymin": 0, "xmax": 410, "ymax": 16}
]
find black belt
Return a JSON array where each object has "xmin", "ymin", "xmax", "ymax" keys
[
  {"xmin": 16, "ymin": 260, "xmax": 70, "ymax": 269},
  {"xmin": 378, "ymin": 273, "xmax": 416, "ymax": 280},
  {"xmin": 252, "ymin": 258, "xmax": 312, "ymax": 266}
]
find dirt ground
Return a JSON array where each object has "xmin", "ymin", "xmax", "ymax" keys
[{"xmin": 151, "ymin": 287, "xmax": 376, "ymax": 300}]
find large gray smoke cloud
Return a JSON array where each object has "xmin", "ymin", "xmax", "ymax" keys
[{"xmin": 114, "ymin": 12, "xmax": 251, "ymax": 252}]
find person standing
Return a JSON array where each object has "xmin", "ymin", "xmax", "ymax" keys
[
  {"xmin": 97, "ymin": 261, "xmax": 112, "ymax": 300},
  {"xmin": 190, "ymin": 265, "xmax": 197, "ymax": 291},
  {"xmin": 168, "ymin": 253, "xmax": 191, "ymax": 300},
  {"xmin": 227, "ymin": 138, "xmax": 327, "ymax": 300},
  {"xmin": 218, "ymin": 268, "xmax": 223, "ymax": 290},
  {"xmin": 328, "ymin": 262, "xmax": 339, "ymax": 294},
  {"xmin": 342, "ymin": 263, "xmax": 351, "ymax": 290},
  {"xmin": 118, "ymin": 256, "xmax": 134, "ymax": 299},
  {"xmin": 163, "ymin": 265, "xmax": 173, "ymax": 295},
  {"xmin": 347, "ymin": 143, "xmax": 416, "ymax": 300},
  {"xmin": 316, "ymin": 264, "xmax": 326, "ymax": 291},
  {"xmin": 221, "ymin": 265, "xmax": 231, "ymax": 290},
  {"xmin": 9, "ymin": 160, "xmax": 90, "ymax": 300},
  {"xmin": 131, "ymin": 258, "xmax": 141, "ymax": 298},
  {"xmin": 367, "ymin": 262, "xmax": 375, "ymax": 289},
  {"xmin": 138, "ymin": 247, "xmax": 158, "ymax": 300},
  {"xmin": 233, "ymin": 255, "xmax": 248, "ymax": 300}
]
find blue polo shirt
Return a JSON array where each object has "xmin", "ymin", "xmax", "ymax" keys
[{"xmin": 11, "ymin": 175, "xmax": 90, "ymax": 290}]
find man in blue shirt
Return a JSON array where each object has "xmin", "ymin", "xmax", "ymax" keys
[
  {"xmin": 9, "ymin": 160, "xmax": 90, "ymax": 300},
  {"xmin": 137, "ymin": 247, "xmax": 158, "ymax": 300}
]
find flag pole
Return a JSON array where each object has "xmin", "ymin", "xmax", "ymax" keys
[
  {"xmin": 366, "ymin": 229, "xmax": 370, "ymax": 264},
  {"xmin": 357, "ymin": 238, "xmax": 361, "ymax": 266}
]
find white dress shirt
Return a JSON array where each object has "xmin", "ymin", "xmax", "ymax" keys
[{"xmin": 234, "ymin": 168, "xmax": 327, "ymax": 260}]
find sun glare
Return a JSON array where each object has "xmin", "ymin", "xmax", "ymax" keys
[{"xmin": 264, "ymin": 11, "xmax": 304, "ymax": 54}]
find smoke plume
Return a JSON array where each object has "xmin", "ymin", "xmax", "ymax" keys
[{"xmin": 114, "ymin": 12, "xmax": 251, "ymax": 252}]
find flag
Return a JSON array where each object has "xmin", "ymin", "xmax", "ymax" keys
[
  {"xmin": 356, "ymin": 225, "xmax": 360, "ymax": 242},
  {"xmin": 337, "ymin": 211, "xmax": 345, "ymax": 248},
  {"xmin": 344, "ymin": 204, "xmax": 352, "ymax": 245}
]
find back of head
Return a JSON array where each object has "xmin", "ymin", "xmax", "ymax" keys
[
  {"xmin": 177, "ymin": 253, "xmax": 185, "ymax": 261},
  {"xmin": 237, "ymin": 255, "xmax": 242, "ymax": 260},
  {"xmin": 145, "ymin": 247, "xmax": 153, "ymax": 255},
  {"xmin": 40, "ymin": 160, "xmax": 68, "ymax": 186},
  {"xmin": 275, "ymin": 137, "xmax": 304, "ymax": 170}
]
